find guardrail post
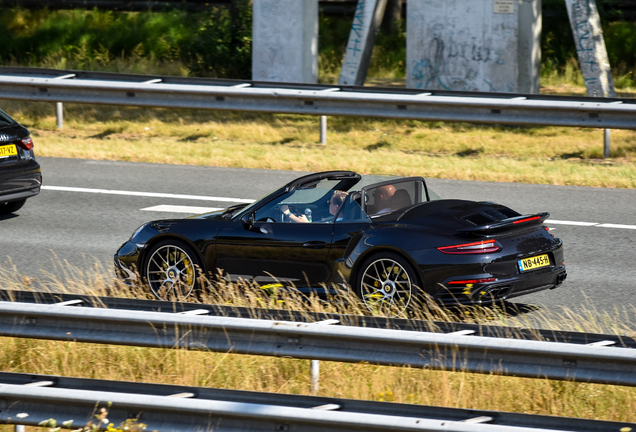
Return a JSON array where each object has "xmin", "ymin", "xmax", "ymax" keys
[
  {"xmin": 604, "ymin": 129, "xmax": 611, "ymax": 158},
  {"xmin": 310, "ymin": 359, "xmax": 320, "ymax": 394},
  {"xmin": 56, "ymin": 102, "xmax": 63, "ymax": 129},
  {"xmin": 15, "ymin": 424, "xmax": 25, "ymax": 432},
  {"xmin": 320, "ymin": 116, "xmax": 327, "ymax": 144}
]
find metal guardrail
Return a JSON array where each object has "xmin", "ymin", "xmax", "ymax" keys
[
  {"xmin": 0, "ymin": 371, "xmax": 633, "ymax": 432},
  {"xmin": 2, "ymin": 289, "xmax": 635, "ymax": 348},
  {"xmin": 0, "ymin": 67, "xmax": 635, "ymax": 129},
  {"xmin": 0, "ymin": 300, "xmax": 635, "ymax": 387}
]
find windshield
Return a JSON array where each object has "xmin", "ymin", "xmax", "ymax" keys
[{"xmin": 0, "ymin": 109, "xmax": 16, "ymax": 128}]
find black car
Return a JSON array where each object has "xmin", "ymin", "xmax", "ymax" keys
[
  {"xmin": 115, "ymin": 171, "xmax": 566, "ymax": 312},
  {"xmin": 0, "ymin": 109, "xmax": 41, "ymax": 215}
]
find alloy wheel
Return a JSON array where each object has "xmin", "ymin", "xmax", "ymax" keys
[
  {"xmin": 146, "ymin": 244, "xmax": 197, "ymax": 300},
  {"xmin": 359, "ymin": 258, "xmax": 413, "ymax": 315}
]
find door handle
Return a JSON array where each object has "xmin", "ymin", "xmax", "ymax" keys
[{"xmin": 303, "ymin": 241, "xmax": 327, "ymax": 249}]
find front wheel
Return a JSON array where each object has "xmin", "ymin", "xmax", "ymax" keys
[
  {"xmin": 355, "ymin": 252, "xmax": 419, "ymax": 316},
  {"xmin": 0, "ymin": 199, "xmax": 26, "ymax": 215},
  {"xmin": 144, "ymin": 240, "xmax": 202, "ymax": 301}
]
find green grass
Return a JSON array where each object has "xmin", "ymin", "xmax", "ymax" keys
[{"xmin": 0, "ymin": 8, "xmax": 198, "ymax": 76}]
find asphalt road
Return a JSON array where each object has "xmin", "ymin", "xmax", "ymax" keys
[{"xmin": 1, "ymin": 157, "xmax": 635, "ymax": 319}]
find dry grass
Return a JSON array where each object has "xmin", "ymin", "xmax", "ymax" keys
[
  {"xmin": 4, "ymin": 92, "xmax": 636, "ymax": 188},
  {"xmin": 0, "ymin": 259, "xmax": 635, "ymax": 424}
]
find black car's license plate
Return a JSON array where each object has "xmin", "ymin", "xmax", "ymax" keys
[
  {"xmin": 0, "ymin": 144, "xmax": 17, "ymax": 159},
  {"xmin": 518, "ymin": 254, "xmax": 550, "ymax": 272}
]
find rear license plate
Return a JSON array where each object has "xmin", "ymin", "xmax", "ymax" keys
[
  {"xmin": 518, "ymin": 254, "xmax": 550, "ymax": 272},
  {"xmin": 0, "ymin": 144, "xmax": 17, "ymax": 159}
]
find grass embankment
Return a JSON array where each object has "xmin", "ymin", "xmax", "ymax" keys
[
  {"xmin": 0, "ymin": 263, "xmax": 635, "ymax": 425},
  {"xmin": 8, "ymin": 96, "xmax": 636, "ymax": 188}
]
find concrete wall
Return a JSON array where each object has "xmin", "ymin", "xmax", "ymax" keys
[
  {"xmin": 407, "ymin": 0, "xmax": 541, "ymax": 93},
  {"xmin": 252, "ymin": 0, "xmax": 318, "ymax": 83}
]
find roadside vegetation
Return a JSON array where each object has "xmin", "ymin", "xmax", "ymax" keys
[
  {"xmin": 0, "ymin": 260, "xmax": 635, "ymax": 424},
  {"xmin": 8, "ymin": 99, "xmax": 636, "ymax": 188},
  {"xmin": 1, "ymin": 6, "xmax": 635, "ymax": 187}
]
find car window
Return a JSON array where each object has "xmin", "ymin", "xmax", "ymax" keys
[
  {"xmin": 248, "ymin": 177, "xmax": 353, "ymax": 224},
  {"xmin": 363, "ymin": 178, "xmax": 425, "ymax": 217},
  {"xmin": 0, "ymin": 109, "xmax": 16, "ymax": 127},
  {"xmin": 254, "ymin": 188, "xmax": 335, "ymax": 223},
  {"xmin": 335, "ymin": 196, "xmax": 371, "ymax": 224}
]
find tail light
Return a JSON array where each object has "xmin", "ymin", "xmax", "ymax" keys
[
  {"xmin": 16, "ymin": 136, "xmax": 34, "ymax": 150},
  {"xmin": 513, "ymin": 215, "xmax": 541, "ymax": 224},
  {"xmin": 447, "ymin": 278, "xmax": 497, "ymax": 285},
  {"xmin": 544, "ymin": 226, "xmax": 555, "ymax": 238},
  {"xmin": 437, "ymin": 240, "xmax": 501, "ymax": 254}
]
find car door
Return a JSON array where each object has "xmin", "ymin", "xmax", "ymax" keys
[{"xmin": 215, "ymin": 188, "xmax": 335, "ymax": 286}]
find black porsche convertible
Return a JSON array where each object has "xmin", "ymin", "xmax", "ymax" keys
[{"xmin": 114, "ymin": 171, "xmax": 566, "ymax": 312}]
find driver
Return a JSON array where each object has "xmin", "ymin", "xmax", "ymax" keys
[
  {"xmin": 281, "ymin": 204, "xmax": 310, "ymax": 222},
  {"xmin": 281, "ymin": 190, "xmax": 348, "ymax": 223}
]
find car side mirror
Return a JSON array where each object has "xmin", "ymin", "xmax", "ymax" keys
[{"xmin": 242, "ymin": 212, "xmax": 255, "ymax": 230}]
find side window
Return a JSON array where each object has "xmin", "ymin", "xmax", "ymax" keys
[
  {"xmin": 363, "ymin": 179, "xmax": 425, "ymax": 216},
  {"xmin": 336, "ymin": 196, "xmax": 371, "ymax": 223}
]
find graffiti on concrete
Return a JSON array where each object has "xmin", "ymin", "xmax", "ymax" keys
[
  {"xmin": 409, "ymin": 23, "xmax": 512, "ymax": 92},
  {"xmin": 565, "ymin": 0, "xmax": 615, "ymax": 97},
  {"xmin": 339, "ymin": 0, "xmax": 386, "ymax": 86},
  {"xmin": 348, "ymin": 0, "xmax": 365, "ymax": 56}
]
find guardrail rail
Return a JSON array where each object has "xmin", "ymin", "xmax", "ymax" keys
[
  {"xmin": 0, "ymin": 67, "xmax": 635, "ymax": 129},
  {"xmin": 1, "ymin": 371, "xmax": 633, "ymax": 432},
  {"xmin": 0, "ymin": 290, "xmax": 635, "ymax": 387}
]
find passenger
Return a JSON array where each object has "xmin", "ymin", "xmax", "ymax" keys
[{"xmin": 370, "ymin": 184, "xmax": 395, "ymax": 214}]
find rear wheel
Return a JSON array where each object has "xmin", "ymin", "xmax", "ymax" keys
[
  {"xmin": 0, "ymin": 199, "xmax": 26, "ymax": 215},
  {"xmin": 144, "ymin": 240, "xmax": 202, "ymax": 301},
  {"xmin": 355, "ymin": 252, "xmax": 419, "ymax": 316}
]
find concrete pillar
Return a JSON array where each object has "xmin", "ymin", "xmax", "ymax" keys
[
  {"xmin": 407, "ymin": 0, "xmax": 541, "ymax": 93},
  {"xmin": 338, "ymin": 0, "xmax": 389, "ymax": 86},
  {"xmin": 565, "ymin": 0, "xmax": 615, "ymax": 158},
  {"xmin": 564, "ymin": 0, "xmax": 615, "ymax": 98},
  {"xmin": 252, "ymin": 0, "xmax": 318, "ymax": 83}
]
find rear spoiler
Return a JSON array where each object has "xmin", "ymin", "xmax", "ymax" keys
[{"xmin": 456, "ymin": 212, "xmax": 550, "ymax": 234}]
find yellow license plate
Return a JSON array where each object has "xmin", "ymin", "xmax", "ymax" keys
[
  {"xmin": 0, "ymin": 144, "xmax": 17, "ymax": 159},
  {"xmin": 518, "ymin": 254, "xmax": 551, "ymax": 272}
]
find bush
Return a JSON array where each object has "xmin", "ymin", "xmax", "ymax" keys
[
  {"xmin": 0, "ymin": 8, "xmax": 198, "ymax": 67},
  {"xmin": 182, "ymin": 0, "xmax": 252, "ymax": 79}
]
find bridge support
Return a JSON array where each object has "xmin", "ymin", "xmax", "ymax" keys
[
  {"xmin": 406, "ymin": 0, "xmax": 541, "ymax": 94},
  {"xmin": 564, "ymin": 0, "xmax": 616, "ymax": 158},
  {"xmin": 252, "ymin": 0, "xmax": 318, "ymax": 83},
  {"xmin": 338, "ymin": 0, "xmax": 389, "ymax": 86}
]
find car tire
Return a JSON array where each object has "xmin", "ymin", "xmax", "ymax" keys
[
  {"xmin": 355, "ymin": 251, "xmax": 420, "ymax": 316},
  {"xmin": 143, "ymin": 239, "xmax": 203, "ymax": 301},
  {"xmin": 0, "ymin": 199, "xmax": 26, "ymax": 215}
]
